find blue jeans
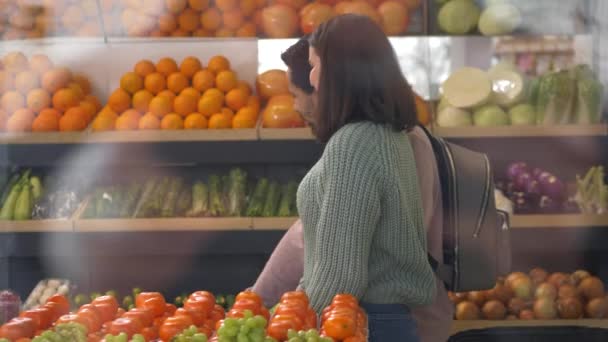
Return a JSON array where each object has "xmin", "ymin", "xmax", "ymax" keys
[{"xmin": 360, "ymin": 302, "xmax": 420, "ymax": 342}]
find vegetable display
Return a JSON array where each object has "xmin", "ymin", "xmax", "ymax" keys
[
  {"xmin": 575, "ymin": 166, "xmax": 607, "ymax": 215},
  {"xmin": 437, "ymin": 0, "xmax": 521, "ymax": 36}
]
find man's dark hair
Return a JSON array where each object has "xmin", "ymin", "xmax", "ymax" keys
[
  {"xmin": 280, "ymin": 37, "xmax": 314, "ymax": 94},
  {"xmin": 309, "ymin": 14, "xmax": 419, "ymax": 143}
]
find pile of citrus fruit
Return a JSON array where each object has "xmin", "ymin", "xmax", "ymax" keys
[
  {"xmin": 117, "ymin": 0, "xmax": 261, "ymax": 38},
  {"xmin": 0, "ymin": 51, "xmax": 102, "ymax": 132},
  {"xmin": 92, "ymin": 55, "xmax": 260, "ymax": 131},
  {"xmin": 1, "ymin": 0, "xmax": 103, "ymax": 40},
  {"xmin": 256, "ymin": 69, "xmax": 305, "ymax": 128}
]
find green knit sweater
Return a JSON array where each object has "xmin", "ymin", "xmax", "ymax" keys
[{"xmin": 297, "ymin": 122, "xmax": 436, "ymax": 312}]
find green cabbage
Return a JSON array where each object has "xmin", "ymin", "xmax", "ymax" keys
[
  {"xmin": 473, "ymin": 104, "xmax": 510, "ymax": 126},
  {"xmin": 436, "ymin": 106, "xmax": 473, "ymax": 127},
  {"xmin": 438, "ymin": 0, "xmax": 480, "ymax": 34},
  {"xmin": 478, "ymin": 2, "xmax": 522, "ymax": 36},
  {"xmin": 508, "ymin": 104, "xmax": 536, "ymax": 125}
]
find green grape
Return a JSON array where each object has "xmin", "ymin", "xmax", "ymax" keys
[
  {"xmin": 243, "ymin": 310, "xmax": 254, "ymax": 319},
  {"xmin": 175, "ymin": 335, "xmax": 187, "ymax": 342},
  {"xmin": 305, "ymin": 338, "xmax": 317, "ymax": 342},
  {"xmin": 116, "ymin": 332, "xmax": 128, "ymax": 342},
  {"xmin": 288, "ymin": 338, "xmax": 304, "ymax": 342},
  {"xmin": 217, "ymin": 326, "xmax": 228, "ymax": 337},
  {"xmin": 237, "ymin": 333, "xmax": 248, "ymax": 342},
  {"xmin": 106, "ymin": 290, "xmax": 118, "ymax": 298},
  {"xmin": 253, "ymin": 316, "xmax": 267, "ymax": 329},
  {"xmin": 224, "ymin": 318, "xmax": 239, "ymax": 329},
  {"xmin": 90, "ymin": 292, "xmax": 102, "ymax": 300},
  {"xmin": 218, "ymin": 336, "xmax": 232, "ymax": 342},
  {"xmin": 131, "ymin": 334, "xmax": 146, "ymax": 342},
  {"xmin": 287, "ymin": 330, "xmax": 298, "ymax": 339},
  {"xmin": 104, "ymin": 334, "xmax": 116, "ymax": 342},
  {"xmin": 304, "ymin": 330, "xmax": 319, "ymax": 339},
  {"xmin": 122, "ymin": 295, "xmax": 134, "ymax": 309},
  {"xmin": 264, "ymin": 337, "xmax": 278, "ymax": 342},
  {"xmin": 192, "ymin": 333, "xmax": 208, "ymax": 342},
  {"xmin": 239, "ymin": 324, "xmax": 250, "ymax": 335},
  {"xmin": 132, "ymin": 287, "xmax": 143, "ymax": 297},
  {"xmin": 319, "ymin": 338, "xmax": 333, "ymax": 342}
]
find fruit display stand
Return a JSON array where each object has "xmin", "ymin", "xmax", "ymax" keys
[{"xmin": 450, "ymin": 319, "xmax": 608, "ymax": 335}]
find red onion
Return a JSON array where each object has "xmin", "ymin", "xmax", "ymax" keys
[
  {"xmin": 539, "ymin": 175, "xmax": 565, "ymax": 201},
  {"xmin": 507, "ymin": 162, "xmax": 529, "ymax": 181},
  {"xmin": 515, "ymin": 172, "xmax": 533, "ymax": 192}
]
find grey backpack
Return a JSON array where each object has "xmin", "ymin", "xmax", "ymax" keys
[{"xmin": 421, "ymin": 127, "xmax": 512, "ymax": 292}]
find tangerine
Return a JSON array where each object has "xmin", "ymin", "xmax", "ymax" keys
[
  {"xmin": 198, "ymin": 94, "xmax": 223, "ymax": 117},
  {"xmin": 158, "ymin": 90, "xmax": 177, "ymax": 103},
  {"xmin": 52, "ymin": 88, "xmax": 80, "ymax": 112},
  {"xmin": 167, "ymin": 72, "xmax": 190, "ymax": 94},
  {"xmin": 225, "ymin": 88, "xmax": 248, "ymax": 111},
  {"xmin": 156, "ymin": 58, "xmax": 179, "ymax": 77},
  {"xmin": 200, "ymin": 8, "xmax": 222, "ymax": 31},
  {"xmin": 173, "ymin": 94, "xmax": 198, "ymax": 117},
  {"xmin": 149, "ymin": 96, "xmax": 172, "ymax": 117},
  {"xmin": 91, "ymin": 114, "xmax": 116, "ymax": 132},
  {"xmin": 1, "ymin": 91, "xmax": 25, "ymax": 114},
  {"xmin": 181, "ymin": 87, "xmax": 201, "ymax": 99},
  {"xmin": 158, "ymin": 13, "xmax": 178, "ymax": 33},
  {"xmin": 180, "ymin": 56, "xmax": 203, "ymax": 79},
  {"xmin": 42, "ymin": 68, "xmax": 71, "ymax": 93},
  {"xmin": 207, "ymin": 55, "xmax": 231, "ymax": 74},
  {"xmin": 188, "ymin": 0, "xmax": 209, "ymax": 11},
  {"xmin": 132, "ymin": 90, "xmax": 154, "ymax": 113},
  {"xmin": 120, "ymin": 72, "xmax": 144, "ymax": 94},
  {"xmin": 6, "ymin": 108, "xmax": 35, "ymax": 132},
  {"xmin": 15, "ymin": 70, "xmax": 40, "ymax": 93},
  {"xmin": 26, "ymin": 88, "xmax": 51, "ymax": 113},
  {"xmin": 216, "ymin": 70, "xmax": 238, "ymax": 92},
  {"xmin": 184, "ymin": 113, "xmax": 208, "ymax": 129},
  {"xmin": 72, "ymin": 73, "xmax": 92, "ymax": 95},
  {"xmin": 192, "ymin": 69, "xmax": 215, "ymax": 92},
  {"xmin": 108, "ymin": 88, "xmax": 132, "ymax": 113},
  {"xmin": 32, "ymin": 110, "xmax": 60, "ymax": 132},
  {"xmin": 216, "ymin": 0, "xmax": 237, "ymax": 11},
  {"xmin": 178, "ymin": 8, "xmax": 200, "ymax": 32},
  {"xmin": 144, "ymin": 72, "xmax": 167, "ymax": 94},
  {"xmin": 166, "ymin": 0, "xmax": 187, "ymax": 14},
  {"xmin": 134, "ymin": 60, "xmax": 156, "ymax": 78},
  {"xmin": 138, "ymin": 112, "xmax": 161, "ymax": 130},
  {"xmin": 161, "ymin": 113, "xmax": 184, "ymax": 129},
  {"xmin": 222, "ymin": 10, "xmax": 244, "ymax": 30},
  {"xmin": 208, "ymin": 113, "xmax": 231, "ymax": 129},
  {"xmin": 59, "ymin": 108, "xmax": 88, "ymax": 131},
  {"xmin": 29, "ymin": 54, "xmax": 54, "ymax": 75},
  {"xmin": 232, "ymin": 110, "xmax": 256, "ymax": 128}
]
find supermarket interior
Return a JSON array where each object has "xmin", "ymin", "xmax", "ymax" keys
[{"xmin": 2, "ymin": 0, "xmax": 608, "ymax": 341}]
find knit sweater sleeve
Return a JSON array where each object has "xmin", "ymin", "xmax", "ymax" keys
[{"xmin": 306, "ymin": 127, "xmax": 382, "ymax": 312}]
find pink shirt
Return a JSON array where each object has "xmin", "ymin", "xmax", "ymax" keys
[{"xmin": 252, "ymin": 127, "xmax": 453, "ymax": 342}]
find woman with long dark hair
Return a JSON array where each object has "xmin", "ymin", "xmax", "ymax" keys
[{"xmin": 297, "ymin": 14, "xmax": 436, "ymax": 341}]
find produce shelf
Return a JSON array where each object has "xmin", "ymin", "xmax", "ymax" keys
[
  {"xmin": 450, "ymin": 319, "xmax": 608, "ymax": 335},
  {"xmin": 433, "ymin": 125, "xmax": 607, "ymax": 138},
  {"xmin": 0, "ymin": 220, "xmax": 73, "ymax": 233},
  {"xmin": 73, "ymin": 218, "xmax": 254, "ymax": 232},
  {"xmin": 0, "ymin": 132, "xmax": 88, "ymax": 145},
  {"xmin": 251, "ymin": 217, "xmax": 299, "ymax": 230},
  {"xmin": 511, "ymin": 214, "xmax": 608, "ymax": 229},
  {"xmin": 258, "ymin": 128, "xmax": 315, "ymax": 140}
]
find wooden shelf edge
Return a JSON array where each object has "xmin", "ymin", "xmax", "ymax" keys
[
  {"xmin": 252, "ymin": 217, "xmax": 299, "ymax": 230},
  {"xmin": 73, "ymin": 217, "xmax": 254, "ymax": 232},
  {"xmin": 451, "ymin": 319, "xmax": 608, "ymax": 335},
  {"xmin": 511, "ymin": 214, "xmax": 608, "ymax": 228},
  {"xmin": 258, "ymin": 128, "xmax": 315, "ymax": 141},
  {"xmin": 433, "ymin": 124, "xmax": 607, "ymax": 138},
  {"xmin": 0, "ymin": 220, "xmax": 73, "ymax": 233}
]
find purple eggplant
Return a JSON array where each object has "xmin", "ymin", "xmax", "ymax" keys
[
  {"xmin": 539, "ymin": 195, "xmax": 561, "ymax": 213},
  {"xmin": 525, "ymin": 180, "xmax": 542, "ymax": 201},
  {"xmin": 537, "ymin": 171, "xmax": 554, "ymax": 184},
  {"xmin": 532, "ymin": 168, "xmax": 544, "ymax": 180},
  {"xmin": 515, "ymin": 172, "xmax": 533, "ymax": 192},
  {"xmin": 507, "ymin": 162, "xmax": 529, "ymax": 181},
  {"xmin": 539, "ymin": 175, "xmax": 565, "ymax": 201}
]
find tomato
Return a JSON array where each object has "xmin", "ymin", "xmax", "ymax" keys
[
  {"xmin": 87, "ymin": 333, "xmax": 103, "ymax": 342},
  {"xmin": 259, "ymin": 306, "xmax": 270, "ymax": 321},
  {"xmin": 226, "ymin": 309, "xmax": 245, "ymax": 318},
  {"xmin": 19, "ymin": 311, "xmax": 42, "ymax": 331},
  {"xmin": 123, "ymin": 308, "xmax": 154, "ymax": 327},
  {"xmin": 56, "ymin": 313, "xmax": 92, "ymax": 329},
  {"xmin": 0, "ymin": 317, "xmax": 36, "ymax": 340},
  {"xmin": 215, "ymin": 319, "xmax": 224, "ymax": 331},
  {"xmin": 199, "ymin": 325, "xmax": 212, "ymax": 338},
  {"xmin": 183, "ymin": 296, "xmax": 214, "ymax": 316},
  {"xmin": 141, "ymin": 297, "xmax": 166, "ymax": 317},
  {"xmin": 77, "ymin": 306, "xmax": 103, "ymax": 332},
  {"xmin": 158, "ymin": 316, "xmax": 192, "ymax": 341},
  {"xmin": 30, "ymin": 307, "xmax": 53, "ymax": 330},
  {"xmin": 179, "ymin": 308, "xmax": 206, "ymax": 326},
  {"xmin": 332, "ymin": 294, "xmax": 358, "ymax": 306},
  {"xmin": 235, "ymin": 291, "xmax": 263, "ymax": 307},
  {"xmin": 43, "ymin": 302, "xmax": 67, "ymax": 321},
  {"xmin": 280, "ymin": 291, "xmax": 309, "ymax": 306},
  {"xmin": 115, "ymin": 308, "xmax": 126, "ymax": 318},
  {"xmin": 190, "ymin": 291, "xmax": 215, "ymax": 303},
  {"xmin": 271, "ymin": 314, "xmax": 303, "ymax": 331},
  {"xmin": 135, "ymin": 292, "xmax": 164, "ymax": 309},
  {"xmin": 92, "ymin": 296, "xmax": 119, "ymax": 321},
  {"xmin": 46, "ymin": 295, "xmax": 70, "ymax": 314},
  {"xmin": 209, "ymin": 305, "xmax": 225, "ymax": 322},
  {"xmin": 15, "ymin": 338, "xmax": 32, "ymax": 342},
  {"xmin": 305, "ymin": 309, "xmax": 317, "ymax": 330},
  {"xmin": 141, "ymin": 326, "xmax": 158, "ymax": 341},
  {"xmin": 108, "ymin": 317, "xmax": 143, "ymax": 338},
  {"xmin": 266, "ymin": 319, "xmax": 299, "ymax": 341},
  {"xmin": 275, "ymin": 304, "xmax": 308, "ymax": 321},
  {"xmin": 231, "ymin": 299, "xmax": 261, "ymax": 315},
  {"xmin": 323, "ymin": 315, "xmax": 356, "ymax": 340},
  {"xmin": 165, "ymin": 304, "xmax": 177, "ymax": 315}
]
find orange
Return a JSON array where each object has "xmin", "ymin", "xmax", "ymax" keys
[
  {"xmin": 225, "ymin": 88, "xmax": 248, "ymax": 111},
  {"xmin": 149, "ymin": 29, "xmax": 166, "ymax": 37},
  {"xmin": 222, "ymin": 10, "xmax": 244, "ymax": 30},
  {"xmin": 203, "ymin": 88, "xmax": 225, "ymax": 103},
  {"xmin": 42, "ymin": 68, "xmax": 71, "ymax": 93},
  {"xmin": 221, "ymin": 107, "xmax": 235, "ymax": 121},
  {"xmin": 193, "ymin": 28, "xmax": 212, "ymax": 37},
  {"xmin": 132, "ymin": 89, "xmax": 154, "ymax": 113},
  {"xmin": 84, "ymin": 95, "xmax": 102, "ymax": 112},
  {"xmin": 236, "ymin": 22, "xmax": 256, "ymax": 37},
  {"xmin": 149, "ymin": 95, "xmax": 172, "ymax": 117},
  {"xmin": 1, "ymin": 91, "xmax": 25, "ymax": 115},
  {"xmin": 240, "ymin": 0, "xmax": 257, "ymax": 16},
  {"xmin": 158, "ymin": 13, "xmax": 178, "ymax": 33},
  {"xmin": 246, "ymin": 95, "xmax": 261, "ymax": 113},
  {"xmin": 29, "ymin": 54, "xmax": 54, "ymax": 75},
  {"xmin": 215, "ymin": 28, "xmax": 234, "ymax": 37},
  {"xmin": 181, "ymin": 87, "xmax": 201, "ymax": 99},
  {"xmin": 32, "ymin": 110, "xmax": 60, "ymax": 132},
  {"xmin": 14, "ymin": 71, "xmax": 40, "ymax": 94},
  {"xmin": 91, "ymin": 113, "xmax": 117, "ymax": 132},
  {"xmin": 173, "ymin": 94, "xmax": 198, "ymax": 117},
  {"xmin": 161, "ymin": 113, "xmax": 184, "ymax": 129},
  {"xmin": 255, "ymin": 0, "xmax": 267, "ymax": 8},
  {"xmin": 201, "ymin": 8, "xmax": 222, "ymax": 31},
  {"xmin": 198, "ymin": 94, "xmax": 223, "ymax": 117},
  {"xmin": 72, "ymin": 73, "xmax": 92, "ymax": 95},
  {"xmin": 59, "ymin": 108, "xmax": 88, "ymax": 131},
  {"xmin": 232, "ymin": 110, "xmax": 256, "ymax": 128},
  {"xmin": 2, "ymin": 52, "xmax": 28, "ymax": 73},
  {"xmin": 0, "ymin": 71, "xmax": 15, "ymax": 93},
  {"xmin": 144, "ymin": 72, "xmax": 167, "ymax": 95},
  {"xmin": 215, "ymin": 70, "xmax": 238, "ymax": 92},
  {"xmin": 156, "ymin": 58, "xmax": 179, "ymax": 77},
  {"xmin": 26, "ymin": 88, "xmax": 51, "ymax": 113},
  {"xmin": 39, "ymin": 108, "xmax": 62, "ymax": 122},
  {"xmin": 67, "ymin": 82, "xmax": 85, "ymax": 100},
  {"xmin": 236, "ymin": 105, "xmax": 258, "ymax": 120},
  {"xmin": 134, "ymin": 59, "xmax": 156, "ymax": 77},
  {"xmin": 97, "ymin": 106, "xmax": 119, "ymax": 120},
  {"xmin": 192, "ymin": 69, "xmax": 215, "ymax": 92},
  {"xmin": 207, "ymin": 55, "xmax": 231, "ymax": 74},
  {"xmin": 189, "ymin": 0, "xmax": 209, "ymax": 11},
  {"xmin": 158, "ymin": 90, "xmax": 177, "ymax": 103},
  {"xmin": 120, "ymin": 71, "xmax": 144, "ymax": 94},
  {"xmin": 6, "ymin": 108, "xmax": 35, "ymax": 132},
  {"xmin": 166, "ymin": 0, "xmax": 187, "ymax": 14},
  {"xmin": 79, "ymin": 101, "xmax": 97, "ymax": 123},
  {"xmin": 138, "ymin": 112, "xmax": 161, "ymax": 130},
  {"xmin": 377, "ymin": 1, "xmax": 408, "ymax": 35},
  {"xmin": 184, "ymin": 113, "xmax": 208, "ymax": 129},
  {"xmin": 108, "ymin": 88, "xmax": 132, "ymax": 113},
  {"xmin": 115, "ymin": 111, "xmax": 141, "ymax": 131},
  {"xmin": 167, "ymin": 72, "xmax": 190, "ymax": 94},
  {"xmin": 208, "ymin": 113, "xmax": 231, "ymax": 129},
  {"xmin": 52, "ymin": 88, "xmax": 79, "ymax": 112},
  {"xmin": 171, "ymin": 29, "xmax": 190, "ymax": 37},
  {"xmin": 180, "ymin": 56, "xmax": 203, "ymax": 79},
  {"xmin": 216, "ymin": 0, "xmax": 237, "ymax": 11},
  {"xmin": 236, "ymin": 80, "xmax": 252, "ymax": 96},
  {"xmin": 178, "ymin": 8, "xmax": 200, "ymax": 32}
]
